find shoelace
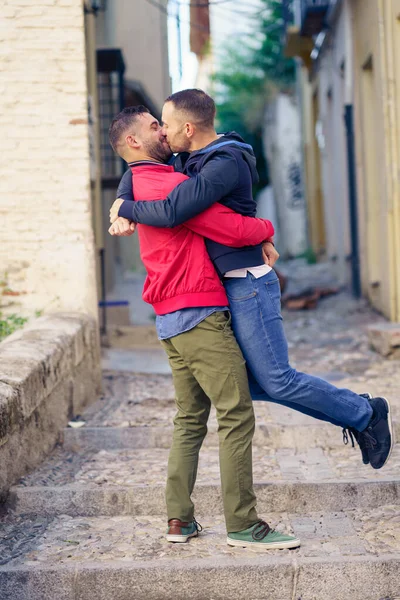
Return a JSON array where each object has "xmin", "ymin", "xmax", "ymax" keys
[
  {"xmin": 193, "ymin": 519, "xmax": 203, "ymax": 533},
  {"xmin": 358, "ymin": 429, "xmax": 378, "ymax": 449},
  {"xmin": 252, "ymin": 520, "xmax": 272, "ymax": 541},
  {"xmin": 342, "ymin": 428, "xmax": 356, "ymax": 448}
]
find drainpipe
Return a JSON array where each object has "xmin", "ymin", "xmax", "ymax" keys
[
  {"xmin": 343, "ymin": 0, "xmax": 361, "ymax": 298},
  {"xmin": 344, "ymin": 105, "xmax": 361, "ymax": 298},
  {"xmin": 84, "ymin": 3, "xmax": 105, "ymax": 329}
]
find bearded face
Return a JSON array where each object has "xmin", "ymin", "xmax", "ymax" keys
[{"xmin": 142, "ymin": 135, "xmax": 173, "ymax": 163}]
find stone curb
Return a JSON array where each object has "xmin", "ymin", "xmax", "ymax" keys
[
  {"xmin": 0, "ymin": 554, "xmax": 399, "ymax": 600},
  {"xmin": 8, "ymin": 479, "xmax": 400, "ymax": 517},
  {"xmin": 0, "ymin": 313, "xmax": 99, "ymax": 435},
  {"xmin": 0, "ymin": 313, "xmax": 101, "ymax": 500}
]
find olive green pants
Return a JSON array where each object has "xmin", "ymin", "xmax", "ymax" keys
[{"xmin": 161, "ymin": 311, "xmax": 258, "ymax": 533}]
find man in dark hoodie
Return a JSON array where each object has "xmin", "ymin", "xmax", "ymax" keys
[{"xmin": 110, "ymin": 89, "xmax": 393, "ymax": 473}]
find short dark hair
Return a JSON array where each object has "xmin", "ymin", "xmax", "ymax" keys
[
  {"xmin": 165, "ymin": 89, "xmax": 216, "ymax": 129},
  {"xmin": 109, "ymin": 105, "xmax": 150, "ymax": 152}
]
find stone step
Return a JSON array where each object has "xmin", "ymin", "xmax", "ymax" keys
[
  {"xmin": 1, "ymin": 510, "xmax": 399, "ymax": 600},
  {"xmin": 9, "ymin": 479, "xmax": 400, "ymax": 518},
  {"xmin": 99, "ymin": 370, "xmax": 400, "ymax": 425},
  {"xmin": 63, "ymin": 420, "xmax": 400, "ymax": 451},
  {"xmin": 78, "ymin": 372, "xmax": 400, "ymax": 452},
  {"xmin": 8, "ymin": 445, "xmax": 400, "ymax": 516}
]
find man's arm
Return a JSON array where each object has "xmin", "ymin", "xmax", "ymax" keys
[
  {"xmin": 184, "ymin": 203, "xmax": 274, "ymax": 247},
  {"xmin": 117, "ymin": 153, "xmax": 240, "ymax": 227},
  {"xmin": 116, "ymin": 168, "xmax": 133, "ymax": 201}
]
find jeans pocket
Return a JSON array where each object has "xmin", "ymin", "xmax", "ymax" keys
[
  {"xmin": 265, "ymin": 278, "xmax": 282, "ymax": 317},
  {"xmin": 225, "ymin": 289, "xmax": 258, "ymax": 302}
]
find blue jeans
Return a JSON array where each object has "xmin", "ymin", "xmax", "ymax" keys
[{"xmin": 223, "ymin": 270, "xmax": 373, "ymax": 431}]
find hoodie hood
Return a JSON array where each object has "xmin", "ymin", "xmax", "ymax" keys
[{"xmin": 188, "ymin": 131, "xmax": 259, "ymax": 185}]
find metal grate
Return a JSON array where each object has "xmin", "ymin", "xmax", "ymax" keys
[
  {"xmin": 98, "ymin": 71, "xmax": 123, "ymax": 177},
  {"xmin": 96, "ymin": 49, "xmax": 125, "ymax": 183}
]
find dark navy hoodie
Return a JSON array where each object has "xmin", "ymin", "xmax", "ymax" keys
[{"xmin": 117, "ymin": 132, "xmax": 265, "ymax": 276}]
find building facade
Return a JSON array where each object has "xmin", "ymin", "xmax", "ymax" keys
[
  {"xmin": 91, "ymin": 0, "xmax": 171, "ymax": 290},
  {"xmin": 286, "ymin": 0, "xmax": 400, "ymax": 321},
  {"xmin": 0, "ymin": 0, "xmax": 171, "ymax": 325}
]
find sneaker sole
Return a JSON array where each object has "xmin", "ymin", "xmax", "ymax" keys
[
  {"xmin": 226, "ymin": 536, "xmax": 301, "ymax": 550},
  {"xmin": 379, "ymin": 396, "xmax": 394, "ymax": 469},
  {"xmin": 166, "ymin": 531, "xmax": 198, "ymax": 543},
  {"xmin": 363, "ymin": 393, "xmax": 373, "ymax": 465}
]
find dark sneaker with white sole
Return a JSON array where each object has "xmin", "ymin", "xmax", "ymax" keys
[
  {"xmin": 358, "ymin": 396, "xmax": 394, "ymax": 469},
  {"xmin": 342, "ymin": 392, "xmax": 372, "ymax": 465},
  {"xmin": 227, "ymin": 520, "xmax": 300, "ymax": 550},
  {"xmin": 166, "ymin": 518, "xmax": 202, "ymax": 543}
]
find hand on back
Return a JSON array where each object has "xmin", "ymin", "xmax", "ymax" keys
[{"xmin": 262, "ymin": 242, "xmax": 279, "ymax": 267}]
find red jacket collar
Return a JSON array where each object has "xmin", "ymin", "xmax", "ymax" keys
[{"xmin": 128, "ymin": 160, "xmax": 173, "ymax": 172}]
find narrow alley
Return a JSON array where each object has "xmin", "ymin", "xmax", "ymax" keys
[{"xmin": 1, "ymin": 263, "xmax": 399, "ymax": 599}]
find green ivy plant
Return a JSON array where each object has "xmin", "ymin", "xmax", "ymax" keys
[
  {"xmin": 0, "ymin": 313, "xmax": 28, "ymax": 341},
  {"xmin": 0, "ymin": 271, "xmax": 29, "ymax": 341}
]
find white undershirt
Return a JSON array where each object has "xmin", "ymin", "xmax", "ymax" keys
[{"xmin": 224, "ymin": 264, "xmax": 272, "ymax": 278}]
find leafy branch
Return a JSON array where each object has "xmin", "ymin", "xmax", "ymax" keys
[{"xmin": 212, "ymin": 0, "xmax": 296, "ymax": 192}]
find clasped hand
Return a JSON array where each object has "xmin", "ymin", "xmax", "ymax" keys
[{"xmin": 108, "ymin": 198, "xmax": 136, "ymax": 237}]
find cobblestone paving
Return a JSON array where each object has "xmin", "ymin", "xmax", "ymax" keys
[
  {"xmin": 18, "ymin": 444, "xmax": 400, "ymax": 488},
  {"xmin": 282, "ymin": 293, "xmax": 399, "ymax": 409},
  {"xmin": 5, "ymin": 504, "xmax": 399, "ymax": 567}
]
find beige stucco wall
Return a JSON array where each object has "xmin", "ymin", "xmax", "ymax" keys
[
  {"xmin": 0, "ymin": 0, "xmax": 98, "ymax": 319},
  {"xmin": 96, "ymin": 0, "xmax": 171, "ymax": 110},
  {"xmin": 352, "ymin": 0, "xmax": 400, "ymax": 320},
  {"xmin": 300, "ymin": 69, "xmax": 326, "ymax": 256},
  {"xmin": 298, "ymin": 0, "xmax": 400, "ymax": 319}
]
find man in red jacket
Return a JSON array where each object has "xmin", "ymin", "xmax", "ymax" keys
[{"xmin": 108, "ymin": 106, "xmax": 300, "ymax": 550}]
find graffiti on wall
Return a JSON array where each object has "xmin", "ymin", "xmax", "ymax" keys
[{"xmin": 287, "ymin": 161, "xmax": 304, "ymax": 209}]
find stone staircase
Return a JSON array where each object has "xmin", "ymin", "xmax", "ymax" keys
[
  {"xmin": 2, "ymin": 289, "xmax": 400, "ymax": 600},
  {"xmin": 0, "ymin": 368, "xmax": 400, "ymax": 600}
]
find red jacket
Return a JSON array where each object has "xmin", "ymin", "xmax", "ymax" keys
[{"xmin": 131, "ymin": 162, "xmax": 274, "ymax": 315}]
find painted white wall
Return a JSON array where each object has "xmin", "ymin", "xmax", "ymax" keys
[
  {"xmin": 316, "ymin": 2, "xmax": 352, "ymax": 285},
  {"xmin": 256, "ymin": 186, "xmax": 281, "ymax": 248},
  {"xmin": 263, "ymin": 93, "xmax": 308, "ymax": 257}
]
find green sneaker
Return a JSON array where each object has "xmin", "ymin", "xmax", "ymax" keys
[
  {"xmin": 166, "ymin": 518, "xmax": 202, "ymax": 543},
  {"xmin": 227, "ymin": 520, "xmax": 300, "ymax": 550}
]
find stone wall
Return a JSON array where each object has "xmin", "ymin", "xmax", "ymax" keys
[
  {"xmin": 0, "ymin": 0, "xmax": 98, "ymax": 319},
  {"xmin": 0, "ymin": 313, "xmax": 101, "ymax": 501}
]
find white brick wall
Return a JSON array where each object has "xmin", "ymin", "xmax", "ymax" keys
[{"xmin": 0, "ymin": 0, "xmax": 98, "ymax": 319}]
